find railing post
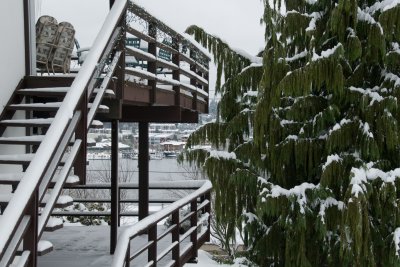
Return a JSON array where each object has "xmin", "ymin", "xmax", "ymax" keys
[
  {"xmin": 205, "ymin": 192, "xmax": 211, "ymax": 242},
  {"xmin": 190, "ymin": 199, "xmax": 198, "ymax": 262},
  {"xmin": 172, "ymin": 37, "xmax": 180, "ymax": 107},
  {"xmin": 110, "ymin": 119, "xmax": 119, "ymax": 254},
  {"xmin": 138, "ymin": 122, "xmax": 149, "ymax": 220},
  {"xmin": 172, "ymin": 209, "xmax": 180, "ymax": 267},
  {"xmin": 148, "ymin": 22, "xmax": 157, "ymax": 104},
  {"xmin": 116, "ymin": 7, "xmax": 126, "ymax": 101},
  {"xmin": 75, "ymin": 92, "xmax": 88, "ymax": 184},
  {"xmin": 24, "ymin": 189, "xmax": 38, "ymax": 267},
  {"xmin": 190, "ymin": 51, "xmax": 197, "ymax": 111},
  {"xmin": 125, "ymin": 242, "xmax": 130, "ymax": 267},
  {"xmin": 204, "ymin": 70, "xmax": 209, "ymax": 114},
  {"xmin": 148, "ymin": 225, "xmax": 157, "ymax": 266}
]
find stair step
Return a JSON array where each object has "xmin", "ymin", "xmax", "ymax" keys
[
  {"xmin": 0, "ymin": 193, "xmax": 73, "ymax": 208},
  {"xmin": 88, "ymin": 103, "xmax": 109, "ymax": 113},
  {"xmin": 87, "ymin": 138, "xmax": 96, "ymax": 146},
  {"xmin": 8, "ymin": 102, "xmax": 62, "ymax": 111},
  {"xmin": 0, "ymin": 153, "xmax": 68, "ymax": 165},
  {"xmin": 0, "ymin": 172, "xmax": 23, "ymax": 184},
  {"xmin": 90, "ymin": 120, "xmax": 104, "ymax": 128},
  {"xmin": 0, "ymin": 173, "xmax": 79, "ymax": 186},
  {"xmin": 0, "ymin": 118, "xmax": 54, "ymax": 127},
  {"xmin": 0, "ymin": 135, "xmax": 45, "ymax": 145},
  {"xmin": 38, "ymin": 240, "xmax": 53, "ymax": 256},
  {"xmin": 42, "ymin": 194, "xmax": 73, "ymax": 208},
  {"xmin": 0, "ymin": 135, "xmax": 74, "ymax": 146},
  {"xmin": 0, "ymin": 153, "xmax": 35, "ymax": 164},
  {"xmin": 18, "ymin": 87, "xmax": 69, "ymax": 96},
  {"xmin": 93, "ymin": 88, "xmax": 115, "ymax": 98},
  {"xmin": 44, "ymin": 217, "xmax": 63, "ymax": 232}
]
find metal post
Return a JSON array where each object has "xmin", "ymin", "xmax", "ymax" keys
[
  {"xmin": 138, "ymin": 122, "xmax": 149, "ymax": 220},
  {"xmin": 204, "ymin": 71, "xmax": 209, "ymax": 113},
  {"xmin": 205, "ymin": 192, "xmax": 211, "ymax": 242},
  {"xmin": 148, "ymin": 23, "xmax": 157, "ymax": 104},
  {"xmin": 148, "ymin": 225, "xmax": 157, "ymax": 266},
  {"xmin": 190, "ymin": 51, "xmax": 197, "ymax": 111},
  {"xmin": 24, "ymin": 190, "xmax": 38, "ymax": 267},
  {"xmin": 75, "ymin": 92, "xmax": 88, "ymax": 184},
  {"xmin": 125, "ymin": 243, "xmax": 131, "ymax": 266},
  {"xmin": 190, "ymin": 200, "xmax": 198, "ymax": 261},
  {"xmin": 24, "ymin": 0, "xmax": 36, "ymax": 75},
  {"xmin": 172, "ymin": 37, "xmax": 180, "ymax": 107},
  {"xmin": 115, "ymin": 6, "xmax": 126, "ymax": 101},
  {"xmin": 172, "ymin": 210, "xmax": 180, "ymax": 266},
  {"xmin": 110, "ymin": 119, "xmax": 119, "ymax": 254}
]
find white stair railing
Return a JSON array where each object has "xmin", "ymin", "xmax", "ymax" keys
[{"xmin": 0, "ymin": 0, "xmax": 127, "ymax": 263}]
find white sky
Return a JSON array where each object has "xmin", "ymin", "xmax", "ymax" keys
[{"xmin": 38, "ymin": 0, "xmax": 265, "ymax": 96}]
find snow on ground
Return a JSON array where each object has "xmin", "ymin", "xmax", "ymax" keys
[{"xmin": 185, "ymin": 250, "xmax": 248, "ymax": 267}]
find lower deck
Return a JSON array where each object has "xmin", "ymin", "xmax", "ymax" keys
[{"xmin": 39, "ymin": 225, "xmax": 190, "ymax": 266}]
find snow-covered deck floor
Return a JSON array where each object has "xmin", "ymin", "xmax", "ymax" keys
[{"xmin": 39, "ymin": 225, "xmax": 181, "ymax": 266}]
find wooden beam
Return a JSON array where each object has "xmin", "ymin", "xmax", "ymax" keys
[{"xmin": 119, "ymin": 105, "xmax": 198, "ymax": 123}]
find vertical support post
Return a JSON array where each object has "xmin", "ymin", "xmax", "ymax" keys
[
  {"xmin": 24, "ymin": 0, "xmax": 36, "ymax": 75},
  {"xmin": 205, "ymin": 192, "xmax": 211, "ymax": 242},
  {"xmin": 115, "ymin": 6, "xmax": 126, "ymax": 101},
  {"xmin": 148, "ymin": 225, "xmax": 157, "ymax": 266},
  {"xmin": 172, "ymin": 37, "xmax": 180, "ymax": 107},
  {"xmin": 190, "ymin": 200, "xmax": 198, "ymax": 261},
  {"xmin": 190, "ymin": 51, "xmax": 197, "ymax": 111},
  {"xmin": 138, "ymin": 122, "xmax": 149, "ymax": 220},
  {"xmin": 75, "ymin": 92, "xmax": 88, "ymax": 184},
  {"xmin": 148, "ymin": 22, "xmax": 157, "ymax": 104},
  {"xmin": 204, "ymin": 70, "xmax": 209, "ymax": 114},
  {"xmin": 110, "ymin": 119, "xmax": 119, "ymax": 254},
  {"xmin": 172, "ymin": 210, "xmax": 180, "ymax": 266},
  {"xmin": 125, "ymin": 242, "xmax": 131, "ymax": 266},
  {"xmin": 24, "ymin": 190, "xmax": 38, "ymax": 267}
]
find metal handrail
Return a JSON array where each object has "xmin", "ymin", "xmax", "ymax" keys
[
  {"xmin": 112, "ymin": 180, "xmax": 212, "ymax": 267},
  {"xmin": 0, "ymin": 0, "xmax": 128, "ymax": 259}
]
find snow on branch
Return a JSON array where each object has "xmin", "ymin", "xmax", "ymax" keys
[
  {"xmin": 318, "ymin": 197, "xmax": 345, "ymax": 224},
  {"xmin": 349, "ymin": 86, "xmax": 384, "ymax": 105},
  {"xmin": 312, "ymin": 43, "xmax": 343, "ymax": 61},
  {"xmin": 366, "ymin": 0, "xmax": 400, "ymax": 14},
  {"xmin": 262, "ymin": 182, "xmax": 318, "ymax": 214},
  {"xmin": 322, "ymin": 154, "xmax": 342, "ymax": 170},
  {"xmin": 209, "ymin": 150, "xmax": 237, "ymax": 160}
]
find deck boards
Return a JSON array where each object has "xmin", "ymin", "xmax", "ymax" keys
[{"xmin": 38, "ymin": 225, "xmax": 188, "ymax": 266}]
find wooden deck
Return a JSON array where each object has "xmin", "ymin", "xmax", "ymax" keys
[{"xmin": 39, "ymin": 225, "xmax": 188, "ymax": 266}]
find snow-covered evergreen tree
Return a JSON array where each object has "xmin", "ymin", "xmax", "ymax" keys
[{"xmin": 182, "ymin": 0, "xmax": 400, "ymax": 266}]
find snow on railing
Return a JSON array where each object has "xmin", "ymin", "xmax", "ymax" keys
[
  {"xmin": 0, "ymin": 0, "xmax": 127, "ymax": 255},
  {"xmin": 112, "ymin": 180, "xmax": 212, "ymax": 267}
]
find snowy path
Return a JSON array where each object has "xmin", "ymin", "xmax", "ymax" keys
[{"xmin": 39, "ymin": 225, "xmax": 186, "ymax": 266}]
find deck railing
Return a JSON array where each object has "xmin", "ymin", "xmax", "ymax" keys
[
  {"xmin": 124, "ymin": 2, "xmax": 210, "ymax": 113},
  {"xmin": 112, "ymin": 180, "xmax": 212, "ymax": 267},
  {"xmin": 56, "ymin": 181, "xmax": 207, "ymax": 219}
]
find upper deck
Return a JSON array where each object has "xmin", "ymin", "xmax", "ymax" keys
[{"xmin": 56, "ymin": 2, "xmax": 211, "ymax": 123}]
